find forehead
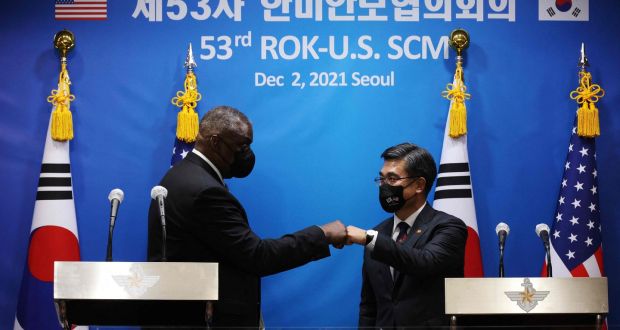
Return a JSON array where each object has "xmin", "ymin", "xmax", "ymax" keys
[{"xmin": 380, "ymin": 159, "xmax": 407, "ymax": 176}]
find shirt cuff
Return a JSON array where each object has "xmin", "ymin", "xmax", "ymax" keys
[{"xmin": 365, "ymin": 230, "xmax": 378, "ymax": 251}]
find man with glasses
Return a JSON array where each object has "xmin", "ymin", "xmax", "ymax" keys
[
  {"xmin": 346, "ymin": 143, "xmax": 467, "ymax": 328},
  {"xmin": 147, "ymin": 105, "xmax": 346, "ymax": 328}
]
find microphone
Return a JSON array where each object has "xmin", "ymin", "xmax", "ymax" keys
[
  {"xmin": 106, "ymin": 188, "xmax": 124, "ymax": 262},
  {"xmin": 495, "ymin": 222, "xmax": 510, "ymax": 251},
  {"xmin": 495, "ymin": 222, "xmax": 509, "ymax": 277},
  {"xmin": 536, "ymin": 223, "xmax": 551, "ymax": 248},
  {"xmin": 536, "ymin": 223, "xmax": 552, "ymax": 277},
  {"xmin": 151, "ymin": 186, "xmax": 168, "ymax": 262}
]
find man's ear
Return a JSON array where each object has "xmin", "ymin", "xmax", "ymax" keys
[
  {"xmin": 415, "ymin": 177, "xmax": 426, "ymax": 194},
  {"xmin": 208, "ymin": 135, "xmax": 220, "ymax": 150}
]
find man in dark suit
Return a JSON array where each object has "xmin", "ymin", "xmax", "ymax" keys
[
  {"xmin": 147, "ymin": 105, "xmax": 346, "ymax": 328},
  {"xmin": 346, "ymin": 143, "xmax": 467, "ymax": 328}
]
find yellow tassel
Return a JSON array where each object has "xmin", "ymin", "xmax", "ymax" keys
[
  {"xmin": 48, "ymin": 63, "xmax": 75, "ymax": 141},
  {"xmin": 449, "ymin": 101, "xmax": 467, "ymax": 138},
  {"xmin": 176, "ymin": 105, "xmax": 199, "ymax": 142},
  {"xmin": 570, "ymin": 71, "xmax": 604, "ymax": 137},
  {"xmin": 172, "ymin": 72, "xmax": 202, "ymax": 143},
  {"xmin": 577, "ymin": 102, "xmax": 600, "ymax": 138},
  {"xmin": 441, "ymin": 64, "xmax": 470, "ymax": 138}
]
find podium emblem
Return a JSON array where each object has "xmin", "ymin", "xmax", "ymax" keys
[
  {"xmin": 504, "ymin": 278, "xmax": 550, "ymax": 312},
  {"xmin": 112, "ymin": 264, "xmax": 160, "ymax": 297}
]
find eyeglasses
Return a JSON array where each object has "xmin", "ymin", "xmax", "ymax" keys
[{"xmin": 373, "ymin": 176, "xmax": 418, "ymax": 186}]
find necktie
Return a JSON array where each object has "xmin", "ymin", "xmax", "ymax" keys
[
  {"xmin": 391, "ymin": 222, "xmax": 410, "ymax": 279},
  {"xmin": 395, "ymin": 222, "xmax": 410, "ymax": 244}
]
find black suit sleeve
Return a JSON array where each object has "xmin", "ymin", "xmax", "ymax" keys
[
  {"xmin": 190, "ymin": 186, "xmax": 330, "ymax": 277},
  {"xmin": 358, "ymin": 255, "xmax": 377, "ymax": 327},
  {"xmin": 371, "ymin": 218, "xmax": 467, "ymax": 277}
]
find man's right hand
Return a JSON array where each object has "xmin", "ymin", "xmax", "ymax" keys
[{"xmin": 320, "ymin": 220, "xmax": 347, "ymax": 249}]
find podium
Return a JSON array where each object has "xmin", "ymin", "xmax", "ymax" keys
[
  {"xmin": 445, "ymin": 277, "xmax": 608, "ymax": 329},
  {"xmin": 54, "ymin": 261, "xmax": 218, "ymax": 328}
]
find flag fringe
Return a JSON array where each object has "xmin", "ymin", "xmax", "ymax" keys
[{"xmin": 172, "ymin": 72, "xmax": 201, "ymax": 143}]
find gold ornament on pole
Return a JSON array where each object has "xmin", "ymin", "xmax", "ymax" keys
[
  {"xmin": 171, "ymin": 43, "xmax": 202, "ymax": 143},
  {"xmin": 570, "ymin": 43, "xmax": 605, "ymax": 137},
  {"xmin": 441, "ymin": 29, "xmax": 471, "ymax": 138},
  {"xmin": 47, "ymin": 29, "xmax": 76, "ymax": 141}
]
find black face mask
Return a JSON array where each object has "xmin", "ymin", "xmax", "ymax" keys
[
  {"xmin": 230, "ymin": 147, "xmax": 255, "ymax": 178},
  {"xmin": 379, "ymin": 184, "xmax": 405, "ymax": 213}
]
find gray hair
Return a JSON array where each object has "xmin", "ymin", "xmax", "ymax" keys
[{"xmin": 199, "ymin": 105, "xmax": 250, "ymax": 136}]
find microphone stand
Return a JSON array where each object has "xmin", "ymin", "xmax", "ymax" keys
[
  {"xmin": 106, "ymin": 223, "xmax": 114, "ymax": 261},
  {"xmin": 498, "ymin": 243, "xmax": 505, "ymax": 277},
  {"xmin": 545, "ymin": 243, "xmax": 552, "ymax": 277},
  {"xmin": 158, "ymin": 196, "xmax": 167, "ymax": 262},
  {"xmin": 161, "ymin": 223, "xmax": 167, "ymax": 262}
]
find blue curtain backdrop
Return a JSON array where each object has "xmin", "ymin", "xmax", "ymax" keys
[{"xmin": 1, "ymin": 0, "xmax": 618, "ymax": 327}]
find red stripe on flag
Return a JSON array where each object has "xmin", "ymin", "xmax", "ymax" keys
[
  {"xmin": 594, "ymin": 246, "xmax": 605, "ymax": 276},
  {"xmin": 27, "ymin": 226, "xmax": 80, "ymax": 282},
  {"xmin": 56, "ymin": 8, "xmax": 107, "ymax": 11},
  {"xmin": 464, "ymin": 227, "xmax": 484, "ymax": 277},
  {"xmin": 541, "ymin": 261, "xmax": 548, "ymax": 277},
  {"xmin": 570, "ymin": 263, "xmax": 589, "ymax": 277},
  {"xmin": 55, "ymin": 17, "xmax": 107, "ymax": 20}
]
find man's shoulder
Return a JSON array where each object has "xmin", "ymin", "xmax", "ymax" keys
[
  {"xmin": 425, "ymin": 205, "xmax": 467, "ymax": 228},
  {"xmin": 162, "ymin": 156, "xmax": 221, "ymax": 190}
]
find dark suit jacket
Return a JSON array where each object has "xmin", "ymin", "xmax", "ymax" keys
[
  {"xmin": 359, "ymin": 204, "xmax": 467, "ymax": 329},
  {"xmin": 147, "ymin": 152, "xmax": 330, "ymax": 328}
]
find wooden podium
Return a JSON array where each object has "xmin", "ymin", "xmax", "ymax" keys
[
  {"xmin": 54, "ymin": 261, "xmax": 218, "ymax": 329},
  {"xmin": 445, "ymin": 277, "xmax": 608, "ymax": 329}
]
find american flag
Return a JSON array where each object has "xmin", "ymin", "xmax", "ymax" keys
[
  {"xmin": 171, "ymin": 138, "xmax": 193, "ymax": 166},
  {"xmin": 55, "ymin": 0, "xmax": 107, "ymax": 21},
  {"xmin": 544, "ymin": 122, "xmax": 604, "ymax": 278}
]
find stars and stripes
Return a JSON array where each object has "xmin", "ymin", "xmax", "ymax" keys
[
  {"xmin": 55, "ymin": 0, "xmax": 107, "ymax": 21},
  {"xmin": 544, "ymin": 121, "xmax": 604, "ymax": 278},
  {"xmin": 171, "ymin": 138, "xmax": 193, "ymax": 166}
]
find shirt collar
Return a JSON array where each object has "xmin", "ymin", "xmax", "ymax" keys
[
  {"xmin": 192, "ymin": 149, "xmax": 224, "ymax": 185},
  {"xmin": 393, "ymin": 202, "xmax": 426, "ymax": 233}
]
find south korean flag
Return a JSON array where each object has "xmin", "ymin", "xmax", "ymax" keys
[{"xmin": 539, "ymin": 0, "xmax": 589, "ymax": 21}]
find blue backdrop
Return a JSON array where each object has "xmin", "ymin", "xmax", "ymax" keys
[{"xmin": 1, "ymin": 0, "xmax": 618, "ymax": 327}]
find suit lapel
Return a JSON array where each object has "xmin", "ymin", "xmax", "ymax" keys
[
  {"xmin": 393, "ymin": 204, "xmax": 435, "ymax": 285},
  {"xmin": 403, "ymin": 204, "xmax": 434, "ymax": 247}
]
